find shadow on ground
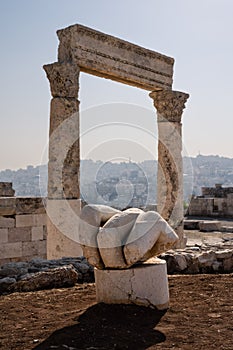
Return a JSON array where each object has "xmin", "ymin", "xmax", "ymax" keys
[{"xmin": 33, "ymin": 303, "xmax": 166, "ymax": 350}]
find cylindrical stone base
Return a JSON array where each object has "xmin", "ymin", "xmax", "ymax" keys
[{"xmin": 94, "ymin": 258, "xmax": 169, "ymax": 310}]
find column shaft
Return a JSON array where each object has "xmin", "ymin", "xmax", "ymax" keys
[
  {"xmin": 150, "ymin": 90, "xmax": 189, "ymax": 246},
  {"xmin": 43, "ymin": 62, "xmax": 82, "ymax": 259},
  {"xmin": 43, "ymin": 63, "xmax": 80, "ymax": 199}
]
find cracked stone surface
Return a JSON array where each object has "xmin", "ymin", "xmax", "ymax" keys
[{"xmin": 95, "ymin": 258, "xmax": 169, "ymax": 310}]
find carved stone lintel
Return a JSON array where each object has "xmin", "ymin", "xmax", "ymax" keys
[
  {"xmin": 57, "ymin": 24, "xmax": 174, "ymax": 91},
  {"xmin": 43, "ymin": 62, "xmax": 80, "ymax": 98},
  {"xmin": 149, "ymin": 90, "xmax": 189, "ymax": 123}
]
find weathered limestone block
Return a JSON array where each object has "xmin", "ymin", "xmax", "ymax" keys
[
  {"xmin": 159, "ymin": 249, "xmax": 233, "ymax": 275},
  {"xmin": 95, "ymin": 258, "xmax": 169, "ymax": 310},
  {"xmin": 16, "ymin": 198, "xmax": 46, "ymax": 215},
  {"xmin": 197, "ymin": 251, "xmax": 216, "ymax": 267},
  {"xmin": 0, "ymin": 242, "xmax": 22, "ymax": 259},
  {"xmin": 0, "ymin": 182, "xmax": 15, "ymax": 197},
  {"xmin": 199, "ymin": 221, "xmax": 221, "ymax": 232},
  {"xmin": 0, "ymin": 229, "xmax": 8, "ymax": 243},
  {"xmin": 0, "ymin": 197, "xmax": 16, "ymax": 216},
  {"xmin": 22, "ymin": 241, "xmax": 40, "ymax": 257},
  {"xmin": 0, "ymin": 198, "xmax": 45, "ymax": 217},
  {"xmin": 31, "ymin": 226, "xmax": 44, "ymax": 241},
  {"xmin": 79, "ymin": 205, "xmax": 120, "ymax": 269},
  {"xmin": 97, "ymin": 208, "xmax": 143, "ymax": 268},
  {"xmin": 0, "ymin": 258, "xmax": 95, "ymax": 293},
  {"xmin": 159, "ymin": 251, "xmax": 196, "ymax": 274},
  {"xmin": 0, "ymin": 217, "xmax": 15, "ymax": 228},
  {"xmin": 173, "ymin": 253, "xmax": 188, "ymax": 271},
  {"xmin": 43, "ymin": 63, "xmax": 80, "ymax": 98},
  {"xmin": 124, "ymin": 211, "xmax": 178, "ymax": 266},
  {"xmin": 16, "ymin": 214, "xmax": 47, "ymax": 228},
  {"xmin": 14, "ymin": 265, "xmax": 78, "ymax": 292},
  {"xmin": 8, "ymin": 227, "xmax": 31, "ymax": 242}
]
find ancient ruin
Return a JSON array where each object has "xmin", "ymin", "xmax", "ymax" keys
[
  {"xmin": 43, "ymin": 24, "xmax": 189, "ymax": 259},
  {"xmin": 1, "ymin": 185, "xmax": 233, "ymax": 298},
  {"xmin": 0, "ymin": 182, "xmax": 47, "ymax": 265},
  {"xmin": 189, "ymin": 184, "xmax": 233, "ymax": 217}
]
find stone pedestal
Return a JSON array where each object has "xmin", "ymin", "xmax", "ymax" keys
[{"xmin": 94, "ymin": 258, "xmax": 169, "ymax": 310}]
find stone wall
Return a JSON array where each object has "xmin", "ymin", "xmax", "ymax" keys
[
  {"xmin": 188, "ymin": 184, "xmax": 233, "ymax": 218},
  {"xmin": 202, "ymin": 184, "xmax": 233, "ymax": 198},
  {"xmin": 0, "ymin": 197, "xmax": 47, "ymax": 265},
  {"xmin": 188, "ymin": 197, "xmax": 213, "ymax": 216},
  {"xmin": 188, "ymin": 195, "xmax": 233, "ymax": 218}
]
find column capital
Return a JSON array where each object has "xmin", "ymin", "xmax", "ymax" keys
[
  {"xmin": 43, "ymin": 62, "xmax": 80, "ymax": 98},
  {"xmin": 149, "ymin": 90, "xmax": 189, "ymax": 123}
]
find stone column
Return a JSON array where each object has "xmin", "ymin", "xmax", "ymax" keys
[
  {"xmin": 43, "ymin": 62, "xmax": 82, "ymax": 258},
  {"xmin": 43, "ymin": 62, "xmax": 80, "ymax": 199},
  {"xmin": 149, "ymin": 90, "xmax": 189, "ymax": 247}
]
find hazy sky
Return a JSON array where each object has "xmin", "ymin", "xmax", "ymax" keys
[{"xmin": 0, "ymin": 0, "xmax": 233, "ymax": 170}]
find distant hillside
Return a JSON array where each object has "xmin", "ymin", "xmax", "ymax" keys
[
  {"xmin": 0, "ymin": 155, "xmax": 232, "ymax": 206},
  {"xmin": 0, "ymin": 164, "xmax": 47, "ymax": 197},
  {"xmin": 184, "ymin": 154, "xmax": 233, "ymax": 195}
]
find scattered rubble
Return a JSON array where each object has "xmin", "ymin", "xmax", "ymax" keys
[
  {"xmin": 1, "ymin": 247, "xmax": 233, "ymax": 295},
  {"xmin": 0, "ymin": 256, "xmax": 94, "ymax": 294},
  {"xmin": 1, "ymin": 231, "xmax": 233, "ymax": 295},
  {"xmin": 160, "ymin": 248, "xmax": 233, "ymax": 274}
]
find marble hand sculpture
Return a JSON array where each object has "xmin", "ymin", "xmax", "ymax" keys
[{"xmin": 79, "ymin": 204, "xmax": 179, "ymax": 269}]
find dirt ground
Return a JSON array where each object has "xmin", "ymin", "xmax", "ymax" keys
[{"xmin": 0, "ymin": 274, "xmax": 233, "ymax": 350}]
